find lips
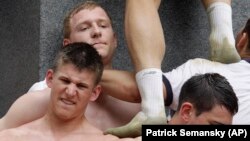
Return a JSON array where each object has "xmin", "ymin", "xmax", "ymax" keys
[
  {"xmin": 60, "ymin": 98, "xmax": 75, "ymax": 105},
  {"xmin": 92, "ymin": 42, "xmax": 105, "ymax": 48}
]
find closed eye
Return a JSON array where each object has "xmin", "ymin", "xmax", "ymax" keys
[
  {"xmin": 77, "ymin": 23, "xmax": 89, "ymax": 31},
  {"xmin": 60, "ymin": 78, "xmax": 70, "ymax": 84},
  {"xmin": 99, "ymin": 21, "xmax": 110, "ymax": 28},
  {"xmin": 77, "ymin": 83, "xmax": 88, "ymax": 90},
  {"xmin": 79, "ymin": 27, "xmax": 88, "ymax": 31},
  {"xmin": 100, "ymin": 25, "xmax": 107, "ymax": 28}
]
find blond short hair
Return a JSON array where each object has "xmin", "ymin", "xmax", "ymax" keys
[{"xmin": 63, "ymin": 1, "xmax": 112, "ymax": 38}]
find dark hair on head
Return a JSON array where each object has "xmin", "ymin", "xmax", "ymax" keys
[
  {"xmin": 177, "ymin": 73, "xmax": 238, "ymax": 116},
  {"xmin": 242, "ymin": 18, "xmax": 250, "ymax": 50},
  {"xmin": 52, "ymin": 42, "xmax": 103, "ymax": 85},
  {"xmin": 63, "ymin": 0, "xmax": 113, "ymax": 39}
]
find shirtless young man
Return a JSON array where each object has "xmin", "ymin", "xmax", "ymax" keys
[
  {"xmin": 0, "ymin": 1, "xmax": 140, "ymax": 131},
  {"xmin": 0, "ymin": 42, "xmax": 141, "ymax": 141}
]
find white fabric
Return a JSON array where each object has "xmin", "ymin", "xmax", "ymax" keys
[
  {"xmin": 136, "ymin": 68, "xmax": 165, "ymax": 117},
  {"xmin": 164, "ymin": 58, "xmax": 250, "ymax": 124},
  {"xmin": 207, "ymin": 2, "xmax": 234, "ymax": 44},
  {"xmin": 28, "ymin": 79, "xmax": 47, "ymax": 92},
  {"xmin": 206, "ymin": 2, "xmax": 240, "ymax": 63}
]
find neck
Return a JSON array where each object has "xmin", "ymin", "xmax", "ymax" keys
[
  {"xmin": 45, "ymin": 109, "xmax": 86, "ymax": 135},
  {"xmin": 240, "ymin": 52, "xmax": 250, "ymax": 63},
  {"xmin": 239, "ymin": 45, "xmax": 250, "ymax": 60},
  {"xmin": 240, "ymin": 53, "xmax": 250, "ymax": 60},
  {"xmin": 168, "ymin": 112, "xmax": 184, "ymax": 125}
]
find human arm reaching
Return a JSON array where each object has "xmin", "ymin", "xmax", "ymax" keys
[
  {"xmin": 0, "ymin": 88, "xmax": 50, "ymax": 131},
  {"xmin": 101, "ymin": 70, "xmax": 141, "ymax": 103}
]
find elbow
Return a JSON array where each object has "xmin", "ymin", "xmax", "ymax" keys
[{"xmin": 123, "ymin": 82, "xmax": 141, "ymax": 103}]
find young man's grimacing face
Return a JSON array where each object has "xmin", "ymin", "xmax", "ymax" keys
[{"xmin": 46, "ymin": 63, "xmax": 100, "ymax": 120}]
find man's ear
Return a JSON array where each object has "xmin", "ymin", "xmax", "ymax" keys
[
  {"xmin": 63, "ymin": 38, "xmax": 71, "ymax": 46},
  {"xmin": 90, "ymin": 85, "xmax": 102, "ymax": 101},
  {"xmin": 179, "ymin": 102, "xmax": 193, "ymax": 123},
  {"xmin": 45, "ymin": 69, "xmax": 54, "ymax": 88},
  {"xmin": 236, "ymin": 32, "xmax": 248, "ymax": 50}
]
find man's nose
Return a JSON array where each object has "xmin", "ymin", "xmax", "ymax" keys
[
  {"xmin": 66, "ymin": 84, "xmax": 77, "ymax": 97},
  {"xmin": 91, "ymin": 24, "xmax": 101, "ymax": 38}
]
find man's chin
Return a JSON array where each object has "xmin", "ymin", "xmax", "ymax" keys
[{"xmin": 96, "ymin": 50, "xmax": 106, "ymax": 57}]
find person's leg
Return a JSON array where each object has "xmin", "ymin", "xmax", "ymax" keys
[
  {"xmin": 105, "ymin": 0, "xmax": 166, "ymax": 137},
  {"xmin": 202, "ymin": 0, "xmax": 240, "ymax": 63}
]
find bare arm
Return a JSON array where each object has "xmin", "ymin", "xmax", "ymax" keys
[
  {"xmin": 0, "ymin": 88, "xmax": 50, "ymax": 131},
  {"xmin": 101, "ymin": 70, "xmax": 141, "ymax": 103},
  {"xmin": 101, "ymin": 69, "xmax": 167, "ymax": 104}
]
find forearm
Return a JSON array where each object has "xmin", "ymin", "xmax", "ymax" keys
[
  {"xmin": 101, "ymin": 70, "xmax": 141, "ymax": 103},
  {"xmin": 101, "ymin": 69, "xmax": 168, "ymax": 103},
  {"xmin": 0, "ymin": 89, "xmax": 50, "ymax": 131}
]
